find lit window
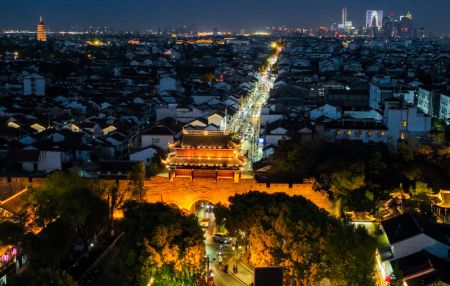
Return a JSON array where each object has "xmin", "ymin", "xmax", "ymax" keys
[
  {"xmin": 346, "ymin": 130, "xmax": 352, "ymax": 135},
  {"xmin": 401, "ymin": 120, "xmax": 407, "ymax": 127}
]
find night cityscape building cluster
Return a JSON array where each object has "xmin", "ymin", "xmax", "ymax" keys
[{"xmin": 0, "ymin": 3, "xmax": 450, "ymax": 286}]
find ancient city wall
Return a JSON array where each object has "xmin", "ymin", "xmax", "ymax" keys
[{"xmin": 0, "ymin": 176, "xmax": 331, "ymax": 213}]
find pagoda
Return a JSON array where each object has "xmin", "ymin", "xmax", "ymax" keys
[
  {"xmin": 37, "ymin": 16, "xmax": 46, "ymax": 42},
  {"xmin": 164, "ymin": 130, "xmax": 245, "ymax": 182}
]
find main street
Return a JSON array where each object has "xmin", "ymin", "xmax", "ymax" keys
[
  {"xmin": 200, "ymin": 44, "xmax": 281, "ymax": 286},
  {"xmin": 227, "ymin": 45, "xmax": 281, "ymax": 170}
]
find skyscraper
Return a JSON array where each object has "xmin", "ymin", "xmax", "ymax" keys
[
  {"xmin": 37, "ymin": 16, "xmax": 46, "ymax": 42},
  {"xmin": 338, "ymin": 7, "xmax": 354, "ymax": 34},
  {"xmin": 366, "ymin": 10, "xmax": 383, "ymax": 29},
  {"xmin": 342, "ymin": 7, "xmax": 347, "ymax": 26}
]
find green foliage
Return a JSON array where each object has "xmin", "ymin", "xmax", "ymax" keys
[
  {"xmin": 0, "ymin": 221, "xmax": 25, "ymax": 245},
  {"xmin": 18, "ymin": 170, "xmax": 109, "ymax": 269},
  {"xmin": 212, "ymin": 203, "xmax": 229, "ymax": 228},
  {"xmin": 388, "ymin": 262, "xmax": 404, "ymax": 286},
  {"xmin": 8, "ymin": 267, "xmax": 77, "ymax": 286},
  {"xmin": 269, "ymin": 141, "xmax": 321, "ymax": 180},
  {"xmin": 25, "ymin": 170, "xmax": 108, "ymax": 236},
  {"xmin": 107, "ymin": 202, "xmax": 205, "ymax": 286},
  {"xmin": 271, "ymin": 139, "xmax": 450, "ymax": 215},
  {"xmin": 26, "ymin": 220, "xmax": 76, "ymax": 268},
  {"xmin": 128, "ymin": 161, "xmax": 147, "ymax": 202},
  {"xmin": 223, "ymin": 192, "xmax": 376, "ymax": 286},
  {"xmin": 327, "ymin": 222, "xmax": 376, "ymax": 286}
]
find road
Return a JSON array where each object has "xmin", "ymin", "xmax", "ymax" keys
[
  {"xmin": 227, "ymin": 48, "xmax": 280, "ymax": 169},
  {"xmin": 198, "ymin": 207, "xmax": 248, "ymax": 286}
]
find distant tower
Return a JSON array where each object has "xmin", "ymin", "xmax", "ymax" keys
[
  {"xmin": 37, "ymin": 16, "xmax": 47, "ymax": 42},
  {"xmin": 366, "ymin": 10, "xmax": 383, "ymax": 29},
  {"xmin": 342, "ymin": 7, "xmax": 347, "ymax": 26}
]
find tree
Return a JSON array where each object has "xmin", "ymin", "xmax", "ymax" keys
[
  {"xmin": 25, "ymin": 220, "xmax": 76, "ymax": 268},
  {"xmin": 0, "ymin": 221, "xmax": 25, "ymax": 245},
  {"xmin": 326, "ymin": 162, "xmax": 365, "ymax": 217},
  {"xmin": 107, "ymin": 202, "xmax": 205, "ymax": 286},
  {"xmin": 222, "ymin": 192, "xmax": 376, "ymax": 286},
  {"xmin": 327, "ymin": 221, "xmax": 376, "ymax": 286},
  {"xmin": 212, "ymin": 203, "xmax": 229, "ymax": 232},
  {"xmin": 269, "ymin": 142, "xmax": 321, "ymax": 180},
  {"xmin": 128, "ymin": 161, "xmax": 147, "ymax": 202},
  {"xmin": 8, "ymin": 268, "xmax": 77, "ymax": 286},
  {"xmin": 22, "ymin": 170, "xmax": 108, "ymax": 269},
  {"xmin": 388, "ymin": 262, "xmax": 404, "ymax": 286}
]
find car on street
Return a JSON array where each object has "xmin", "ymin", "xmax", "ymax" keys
[
  {"xmin": 212, "ymin": 234, "xmax": 232, "ymax": 244},
  {"xmin": 200, "ymin": 218, "xmax": 210, "ymax": 229}
]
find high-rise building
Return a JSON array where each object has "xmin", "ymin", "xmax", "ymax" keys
[
  {"xmin": 383, "ymin": 12, "xmax": 397, "ymax": 38},
  {"xmin": 399, "ymin": 12, "xmax": 414, "ymax": 37},
  {"xmin": 337, "ymin": 7, "xmax": 354, "ymax": 34},
  {"xmin": 36, "ymin": 16, "xmax": 46, "ymax": 42},
  {"xmin": 366, "ymin": 10, "xmax": 383, "ymax": 29},
  {"xmin": 342, "ymin": 7, "xmax": 347, "ymax": 26}
]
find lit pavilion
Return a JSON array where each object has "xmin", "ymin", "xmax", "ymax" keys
[{"xmin": 164, "ymin": 130, "xmax": 245, "ymax": 182}]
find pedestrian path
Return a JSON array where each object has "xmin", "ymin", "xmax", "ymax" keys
[{"xmin": 227, "ymin": 256, "xmax": 254, "ymax": 285}]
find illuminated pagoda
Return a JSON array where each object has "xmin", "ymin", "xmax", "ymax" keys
[
  {"xmin": 164, "ymin": 130, "xmax": 245, "ymax": 182},
  {"xmin": 36, "ymin": 16, "xmax": 46, "ymax": 42}
]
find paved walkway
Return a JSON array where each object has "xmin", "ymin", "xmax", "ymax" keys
[{"xmin": 227, "ymin": 256, "xmax": 254, "ymax": 285}]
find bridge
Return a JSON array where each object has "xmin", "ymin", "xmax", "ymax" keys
[{"xmin": 143, "ymin": 176, "xmax": 332, "ymax": 213}]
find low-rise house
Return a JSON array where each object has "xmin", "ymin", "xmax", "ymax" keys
[
  {"xmin": 439, "ymin": 91, "xmax": 450, "ymax": 124},
  {"xmin": 309, "ymin": 104, "xmax": 342, "ymax": 121},
  {"xmin": 417, "ymin": 86, "xmax": 442, "ymax": 118},
  {"xmin": 129, "ymin": 146, "xmax": 158, "ymax": 166},
  {"xmin": 141, "ymin": 125, "xmax": 174, "ymax": 151},
  {"xmin": 377, "ymin": 213, "xmax": 450, "ymax": 284},
  {"xmin": 9, "ymin": 150, "xmax": 62, "ymax": 173},
  {"xmin": 318, "ymin": 119, "xmax": 388, "ymax": 144},
  {"xmin": 383, "ymin": 100, "xmax": 432, "ymax": 144}
]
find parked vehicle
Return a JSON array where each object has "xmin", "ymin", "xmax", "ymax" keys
[
  {"xmin": 212, "ymin": 234, "xmax": 232, "ymax": 244},
  {"xmin": 200, "ymin": 218, "xmax": 210, "ymax": 229}
]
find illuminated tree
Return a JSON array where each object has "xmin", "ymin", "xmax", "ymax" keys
[
  {"xmin": 223, "ymin": 192, "xmax": 376, "ymax": 286},
  {"xmin": 108, "ymin": 202, "xmax": 205, "ymax": 286},
  {"xmin": 128, "ymin": 161, "xmax": 147, "ymax": 202}
]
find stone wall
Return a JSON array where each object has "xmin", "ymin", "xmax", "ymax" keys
[
  {"xmin": 144, "ymin": 176, "xmax": 332, "ymax": 212},
  {"xmin": 0, "ymin": 177, "xmax": 45, "ymax": 202},
  {"xmin": 0, "ymin": 176, "xmax": 332, "ymax": 213}
]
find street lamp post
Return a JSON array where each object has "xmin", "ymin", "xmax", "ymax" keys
[{"xmin": 205, "ymin": 255, "xmax": 210, "ymax": 282}]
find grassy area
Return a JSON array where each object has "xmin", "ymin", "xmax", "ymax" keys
[{"xmin": 369, "ymin": 223, "xmax": 390, "ymax": 249}]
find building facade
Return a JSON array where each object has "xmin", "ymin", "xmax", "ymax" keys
[{"xmin": 164, "ymin": 130, "xmax": 245, "ymax": 182}]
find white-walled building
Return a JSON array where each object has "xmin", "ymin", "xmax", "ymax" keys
[
  {"xmin": 141, "ymin": 125, "xmax": 174, "ymax": 151},
  {"xmin": 309, "ymin": 104, "xmax": 342, "ymax": 121},
  {"xmin": 129, "ymin": 146, "xmax": 158, "ymax": 166},
  {"xmin": 377, "ymin": 213, "xmax": 450, "ymax": 284},
  {"xmin": 383, "ymin": 100, "xmax": 432, "ymax": 144},
  {"xmin": 439, "ymin": 91, "xmax": 450, "ymax": 124},
  {"xmin": 13, "ymin": 150, "xmax": 62, "ymax": 173}
]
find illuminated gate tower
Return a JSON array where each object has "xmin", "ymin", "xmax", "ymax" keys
[{"xmin": 164, "ymin": 130, "xmax": 246, "ymax": 182}]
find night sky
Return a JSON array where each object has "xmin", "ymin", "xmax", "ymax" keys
[{"xmin": 1, "ymin": 0, "xmax": 449, "ymax": 33}]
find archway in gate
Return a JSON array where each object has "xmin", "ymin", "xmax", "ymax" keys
[{"xmin": 190, "ymin": 199, "xmax": 216, "ymax": 214}]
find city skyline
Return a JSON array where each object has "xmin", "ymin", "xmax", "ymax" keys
[{"xmin": 1, "ymin": 0, "xmax": 450, "ymax": 33}]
